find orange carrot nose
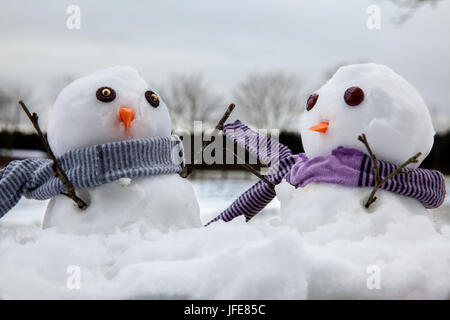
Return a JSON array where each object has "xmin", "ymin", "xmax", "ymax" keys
[
  {"xmin": 119, "ymin": 107, "xmax": 134, "ymax": 130},
  {"xmin": 309, "ymin": 121, "xmax": 329, "ymax": 133}
]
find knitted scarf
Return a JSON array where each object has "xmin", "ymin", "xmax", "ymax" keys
[
  {"xmin": 206, "ymin": 120, "xmax": 445, "ymax": 225},
  {"xmin": 0, "ymin": 136, "xmax": 184, "ymax": 218}
]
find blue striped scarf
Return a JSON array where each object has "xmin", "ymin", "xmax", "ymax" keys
[{"xmin": 0, "ymin": 136, "xmax": 184, "ymax": 218}]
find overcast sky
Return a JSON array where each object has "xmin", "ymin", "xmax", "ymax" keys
[{"xmin": 1, "ymin": 0, "xmax": 449, "ymax": 131}]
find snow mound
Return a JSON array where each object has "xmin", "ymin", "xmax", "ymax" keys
[
  {"xmin": 275, "ymin": 181, "xmax": 450, "ymax": 299},
  {"xmin": 0, "ymin": 219, "xmax": 310, "ymax": 299},
  {"xmin": 1, "ymin": 197, "xmax": 449, "ymax": 299}
]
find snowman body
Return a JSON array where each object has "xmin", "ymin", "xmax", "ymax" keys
[
  {"xmin": 43, "ymin": 175, "xmax": 201, "ymax": 234},
  {"xmin": 277, "ymin": 63, "xmax": 436, "ymax": 233},
  {"xmin": 275, "ymin": 181, "xmax": 431, "ymax": 236},
  {"xmin": 42, "ymin": 66, "xmax": 201, "ymax": 234}
]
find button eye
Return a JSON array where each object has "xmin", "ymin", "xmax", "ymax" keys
[
  {"xmin": 344, "ymin": 86, "xmax": 364, "ymax": 106},
  {"xmin": 306, "ymin": 93, "xmax": 319, "ymax": 111},
  {"xmin": 145, "ymin": 90, "xmax": 160, "ymax": 108},
  {"xmin": 96, "ymin": 86, "xmax": 116, "ymax": 103}
]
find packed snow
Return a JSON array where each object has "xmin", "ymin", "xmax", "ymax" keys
[
  {"xmin": 0, "ymin": 177, "xmax": 449, "ymax": 299},
  {"xmin": 0, "ymin": 149, "xmax": 47, "ymax": 159},
  {"xmin": 43, "ymin": 175, "xmax": 201, "ymax": 234}
]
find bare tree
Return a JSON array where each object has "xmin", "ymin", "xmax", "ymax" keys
[
  {"xmin": 161, "ymin": 74, "xmax": 225, "ymax": 131},
  {"xmin": 428, "ymin": 103, "xmax": 450, "ymax": 134},
  {"xmin": 390, "ymin": 0, "xmax": 444, "ymax": 22},
  {"xmin": 390, "ymin": 0, "xmax": 443, "ymax": 9},
  {"xmin": 50, "ymin": 74, "xmax": 77, "ymax": 100},
  {"xmin": 234, "ymin": 71, "xmax": 304, "ymax": 130},
  {"xmin": 0, "ymin": 85, "xmax": 32, "ymax": 132}
]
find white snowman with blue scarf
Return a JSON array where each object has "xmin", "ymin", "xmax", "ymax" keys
[{"xmin": 42, "ymin": 66, "xmax": 201, "ymax": 234}]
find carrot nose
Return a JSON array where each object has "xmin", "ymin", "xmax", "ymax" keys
[
  {"xmin": 119, "ymin": 107, "xmax": 134, "ymax": 130},
  {"xmin": 309, "ymin": 121, "xmax": 329, "ymax": 133}
]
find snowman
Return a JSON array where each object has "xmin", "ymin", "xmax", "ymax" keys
[
  {"xmin": 41, "ymin": 66, "xmax": 201, "ymax": 234},
  {"xmin": 277, "ymin": 63, "xmax": 439, "ymax": 233},
  {"xmin": 207, "ymin": 63, "xmax": 445, "ymax": 235}
]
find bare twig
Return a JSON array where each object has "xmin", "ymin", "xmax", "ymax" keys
[
  {"xmin": 18, "ymin": 101, "xmax": 88, "ymax": 210},
  {"xmin": 179, "ymin": 102, "xmax": 276, "ymax": 188},
  {"xmin": 223, "ymin": 147, "xmax": 276, "ymax": 189},
  {"xmin": 358, "ymin": 134, "xmax": 381, "ymax": 185},
  {"xmin": 358, "ymin": 133, "xmax": 421, "ymax": 208},
  {"xmin": 180, "ymin": 103, "xmax": 235, "ymax": 178},
  {"xmin": 215, "ymin": 103, "xmax": 236, "ymax": 132}
]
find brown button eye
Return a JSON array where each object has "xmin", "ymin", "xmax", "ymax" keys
[
  {"xmin": 344, "ymin": 86, "xmax": 364, "ymax": 106},
  {"xmin": 96, "ymin": 86, "xmax": 116, "ymax": 103},
  {"xmin": 306, "ymin": 93, "xmax": 319, "ymax": 111},
  {"xmin": 145, "ymin": 90, "xmax": 160, "ymax": 108}
]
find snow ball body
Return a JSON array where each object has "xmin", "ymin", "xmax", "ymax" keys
[
  {"xmin": 43, "ymin": 66, "xmax": 201, "ymax": 234},
  {"xmin": 277, "ymin": 63, "xmax": 437, "ymax": 233}
]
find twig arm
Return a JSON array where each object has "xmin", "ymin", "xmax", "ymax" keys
[
  {"xmin": 215, "ymin": 103, "xmax": 235, "ymax": 132},
  {"xmin": 358, "ymin": 134, "xmax": 381, "ymax": 185},
  {"xmin": 358, "ymin": 132, "xmax": 421, "ymax": 209},
  {"xmin": 180, "ymin": 103, "xmax": 235, "ymax": 178},
  {"xmin": 179, "ymin": 103, "xmax": 277, "ymax": 189},
  {"xmin": 223, "ymin": 148, "xmax": 276, "ymax": 189},
  {"xmin": 18, "ymin": 101, "xmax": 88, "ymax": 210}
]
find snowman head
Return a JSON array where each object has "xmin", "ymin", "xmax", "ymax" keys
[
  {"xmin": 48, "ymin": 66, "xmax": 172, "ymax": 156},
  {"xmin": 300, "ymin": 63, "xmax": 435, "ymax": 168}
]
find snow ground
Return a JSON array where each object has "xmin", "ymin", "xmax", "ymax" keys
[
  {"xmin": 0, "ymin": 175, "xmax": 277, "ymax": 229},
  {"xmin": 0, "ymin": 149, "xmax": 47, "ymax": 159},
  {"xmin": 0, "ymin": 175, "xmax": 449, "ymax": 299}
]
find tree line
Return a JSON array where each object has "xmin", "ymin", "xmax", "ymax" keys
[
  {"xmin": 1, "ymin": 70, "xmax": 449, "ymax": 173},
  {"xmin": 1, "ymin": 129, "xmax": 449, "ymax": 174}
]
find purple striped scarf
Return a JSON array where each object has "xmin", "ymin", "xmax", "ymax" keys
[{"xmin": 206, "ymin": 120, "xmax": 445, "ymax": 225}]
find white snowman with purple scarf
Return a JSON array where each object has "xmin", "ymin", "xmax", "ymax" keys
[
  {"xmin": 207, "ymin": 63, "xmax": 445, "ymax": 235},
  {"xmin": 276, "ymin": 63, "xmax": 440, "ymax": 232},
  {"xmin": 41, "ymin": 66, "xmax": 201, "ymax": 234}
]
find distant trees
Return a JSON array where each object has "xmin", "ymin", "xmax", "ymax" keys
[
  {"xmin": 161, "ymin": 74, "xmax": 225, "ymax": 131},
  {"xmin": 390, "ymin": 0, "xmax": 443, "ymax": 22},
  {"xmin": 391, "ymin": 0, "xmax": 442, "ymax": 8},
  {"xmin": 0, "ymin": 85, "xmax": 32, "ymax": 132},
  {"xmin": 428, "ymin": 104, "xmax": 450, "ymax": 134},
  {"xmin": 234, "ymin": 71, "xmax": 304, "ymax": 130},
  {"xmin": 161, "ymin": 72, "xmax": 305, "ymax": 132},
  {"xmin": 2, "ymin": 68, "xmax": 448, "ymax": 136}
]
